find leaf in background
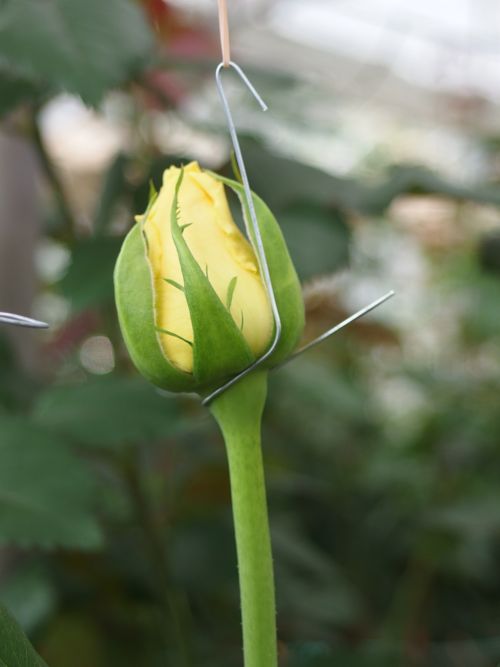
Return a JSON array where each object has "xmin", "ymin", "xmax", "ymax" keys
[
  {"xmin": 272, "ymin": 518, "xmax": 361, "ymax": 630},
  {"xmin": 33, "ymin": 376, "xmax": 186, "ymax": 449},
  {"xmin": 237, "ymin": 140, "xmax": 500, "ymax": 217},
  {"xmin": 479, "ymin": 230, "xmax": 500, "ymax": 275},
  {"xmin": 287, "ymin": 643, "xmax": 334, "ymax": 667},
  {"xmin": 59, "ymin": 237, "xmax": 122, "ymax": 311},
  {"xmin": 0, "ymin": 0, "xmax": 153, "ymax": 105},
  {"xmin": 288, "ymin": 642, "xmax": 400, "ymax": 667},
  {"xmin": 0, "ymin": 604, "xmax": 48, "ymax": 667},
  {"xmin": 0, "ymin": 417, "xmax": 102, "ymax": 549},
  {"xmin": 270, "ymin": 358, "xmax": 375, "ymax": 450},
  {"xmin": 463, "ymin": 275, "xmax": 500, "ymax": 343},
  {"xmin": 0, "ymin": 69, "xmax": 40, "ymax": 118},
  {"xmin": 279, "ymin": 202, "xmax": 350, "ymax": 281},
  {"xmin": 445, "ymin": 252, "xmax": 500, "ymax": 344},
  {"xmin": 236, "ymin": 139, "xmax": 340, "ymax": 211},
  {"xmin": 0, "ymin": 336, "xmax": 39, "ymax": 411},
  {"xmin": 130, "ymin": 154, "xmax": 193, "ymax": 216},
  {"xmin": 35, "ymin": 614, "xmax": 107, "ymax": 667}
]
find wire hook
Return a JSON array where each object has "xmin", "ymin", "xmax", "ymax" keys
[
  {"xmin": 0, "ymin": 312, "xmax": 48, "ymax": 328},
  {"xmin": 202, "ymin": 62, "xmax": 281, "ymax": 405},
  {"xmin": 276, "ymin": 290, "xmax": 395, "ymax": 370},
  {"xmin": 203, "ymin": 60, "xmax": 396, "ymax": 405},
  {"xmin": 202, "ymin": 6, "xmax": 396, "ymax": 404}
]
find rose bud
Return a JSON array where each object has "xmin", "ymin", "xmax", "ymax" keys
[{"xmin": 114, "ymin": 161, "xmax": 304, "ymax": 396}]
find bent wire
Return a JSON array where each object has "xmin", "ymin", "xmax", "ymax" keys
[
  {"xmin": 276, "ymin": 290, "xmax": 395, "ymax": 370},
  {"xmin": 202, "ymin": 62, "xmax": 282, "ymax": 406},
  {"xmin": 0, "ymin": 312, "xmax": 48, "ymax": 329},
  {"xmin": 202, "ymin": 59, "xmax": 395, "ymax": 405}
]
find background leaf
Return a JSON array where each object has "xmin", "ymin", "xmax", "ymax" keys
[
  {"xmin": 240, "ymin": 140, "xmax": 500, "ymax": 216},
  {"xmin": 0, "ymin": 417, "xmax": 102, "ymax": 548},
  {"xmin": 59, "ymin": 237, "xmax": 122, "ymax": 311},
  {"xmin": 0, "ymin": 0, "xmax": 153, "ymax": 104},
  {"xmin": 33, "ymin": 375, "xmax": 190, "ymax": 448},
  {"xmin": 278, "ymin": 203, "xmax": 350, "ymax": 280},
  {"xmin": 0, "ymin": 69, "xmax": 39, "ymax": 118}
]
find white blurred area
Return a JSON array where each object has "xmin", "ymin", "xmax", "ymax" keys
[
  {"xmin": 269, "ymin": 0, "xmax": 500, "ymax": 100},
  {"xmin": 174, "ymin": 0, "xmax": 500, "ymax": 118},
  {"xmin": 196, "ymin": 0, "xmax": 500, "ymax": 102},
  {"xmin": 39, "ymin": 0, "xmax": 500, "ymax": 178}
]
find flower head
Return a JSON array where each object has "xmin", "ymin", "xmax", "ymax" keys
[{"xmin": 114, "ymin": 161, "xmax": 304, "ymax": 395}]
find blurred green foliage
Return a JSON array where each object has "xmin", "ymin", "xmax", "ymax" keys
[
  {"xmin": 0, "ymin": 0, "xmax": 152, "ymax": 106},
  {"xmin": 1, "ymin": 1, "xmax": 500, "ymax": 666}
]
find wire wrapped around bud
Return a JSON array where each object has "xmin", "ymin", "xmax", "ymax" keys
[{"xmin": 114, "ymin": 161, "xmax": 304, "ymax": 396}]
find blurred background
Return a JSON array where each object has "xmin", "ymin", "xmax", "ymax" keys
[{"xmin": 1, "ymin": 1, "xmax": 500, "ymax": 665}]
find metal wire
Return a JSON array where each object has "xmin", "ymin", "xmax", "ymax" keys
[
  {"xmin": 202, "ymin": 59, "xmax": 396, "ymax": 404},
  {"xmin": 0, "ymin": 312, "xmax": 48, "ymax": 329},
  {"xmin": 276, "ymin": 290, "xmax": 395, "ymax": 369},
  {"xmin": 202, "ymin": 62, "xmax": 282, "ymax": 406},
  {"xmin": 203, "ymin": 2, "xmax": 396, "ymax": 403}
]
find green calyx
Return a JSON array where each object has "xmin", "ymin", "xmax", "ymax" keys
[{"xmin": 114, "ymin": 168, "xmax": 305, "ymax": 395}]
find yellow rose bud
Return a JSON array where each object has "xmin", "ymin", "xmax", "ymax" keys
[
  {"xmin": 143, "ymin": 162, "xmax": 274, "ymax": 373},
  {"xmin": 114, "ymin": 161, "xmax": 304, "ymax": 395}
]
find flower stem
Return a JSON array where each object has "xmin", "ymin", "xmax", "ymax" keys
[{"xmin": 209, "ymin": 370, "xmax": 278, "ymax": 667}]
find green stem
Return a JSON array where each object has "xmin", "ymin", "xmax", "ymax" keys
[{"xmin": 209, "ymin": 370, "xmax": 278, "ymax": 667}]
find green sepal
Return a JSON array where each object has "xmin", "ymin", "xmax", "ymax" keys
[
  {"xmin": 114, "ymin": 223, "xmax": 197, "ymax": 393},
  {"xmin": 211, "ymin": 172, "xmax": 305, "ymax": 366},
  {"xmin": 171, "ymin": 171, "xmax": 254, "ymax": 387}
]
